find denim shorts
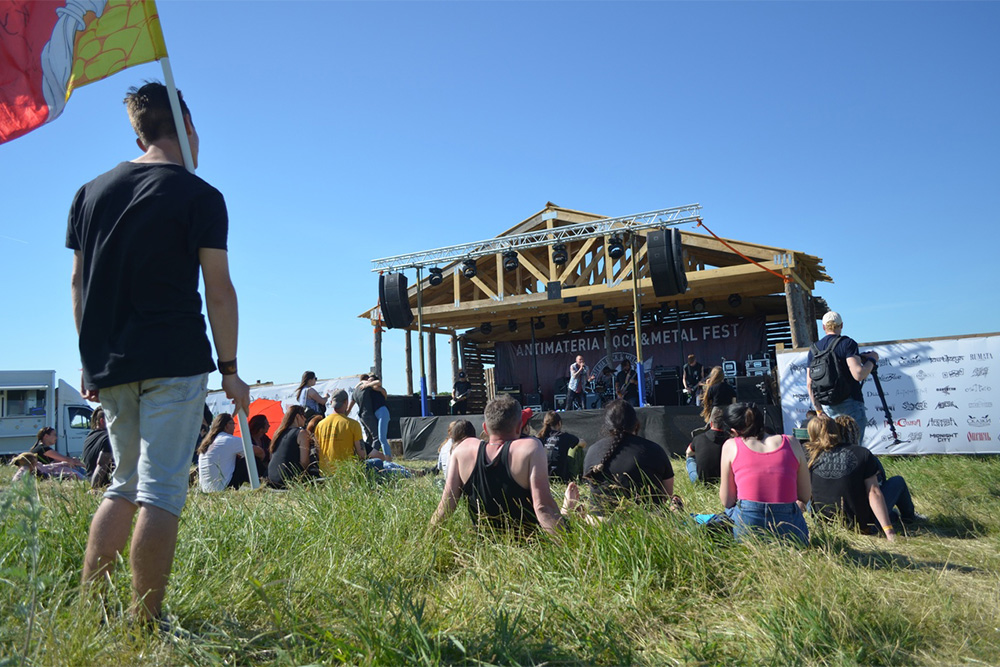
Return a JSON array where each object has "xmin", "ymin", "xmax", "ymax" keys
[
  {"xmin": 100, "ymin": 374, "xmax": 208, "ymax": 516},
  {"xmin": 733, "ymin": 499, "xmax": 809, "ymax": 545}
]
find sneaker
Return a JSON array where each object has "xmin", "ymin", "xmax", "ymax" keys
[{"xmin": 901, "ymin": 512, "xmax": 928, "ymax": 524}]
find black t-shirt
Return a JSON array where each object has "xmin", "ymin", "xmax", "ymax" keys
[
  {"xmin": 66, "ymin": 162, "xmax": 228, "ymax": 390},
  {"xmin": 807, "ymin": 334, "xmax": 864, "ymax": 403},
  {"xmin": 810, "ymin": 444, "xmax": 880, "ymax": 528},
  {"xmin": 370, "ymin": 388, "xmax": 387, "ymax": 411},
  {"xmin": 82, "ymin": 428, "xmax": 112, "ymax": 475},
  {"xmin": 683, "ymin": 363, "xmax": 704, "ymax": 389},
  {"xmin": 268, "ymin": 427, "xmax": 306, "ymax": 488},
  {"xmin": 705, "ymin": 381, "xmax": 737, "ymax": 408},
  {"xmin": 583, "ymin": 433, "xmax": 673, "ymax": 513},
  {"xmin": 453, "ymin": 380, "xmax": 472, "ymax": 399},
  {"xmin": 691, "ymin": 428, "xmax": 728, "ymax": 483},
  {"xmin": 352, "ymin": 385, "xmax": 372, "ymax": 416},
  {"xmin": 543, "ymin": 430, "xmax": 580, "ymax": 482},
  {"xmin": 29, "ymin": 442, "xmax": 54, "ymax": 465}
]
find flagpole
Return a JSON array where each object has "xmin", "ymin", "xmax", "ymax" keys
[
  {"xmin": 159, "ymin": 57, "xmax": 195, "ymax": 173},
  {"xmin": 159, "ymin": 57, "xmax": 259, "ymax": 489}
]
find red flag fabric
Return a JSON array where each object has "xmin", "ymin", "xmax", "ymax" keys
[{"xmin": 0, "ymin": 0, "xmax": 168, "ymax": 144}]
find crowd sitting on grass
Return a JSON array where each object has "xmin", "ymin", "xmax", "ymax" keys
[{"xmin": 8, "ymin": 384, "xmax": 925, "ymax": 547}]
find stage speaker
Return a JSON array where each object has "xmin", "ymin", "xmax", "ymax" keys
[
  {"xmin": 654, "ymin": 377, "xmax": 681, "ymax": 406},
  {"xmin": 647, "ymin": 228, "xmax": 688, "ymax": 297},
  {"xmin": 378, "ymin": 273, "xmax": 414, "ymax": 329},
  {"xmin": 524, "ymin": 392, "xmax": 542, "ymax": 408},
  {"xmin": 735, "ymin": 377, "xmax": 769, "ymax": 405}
]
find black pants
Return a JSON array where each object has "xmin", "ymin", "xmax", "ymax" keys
[
  {"xmin": 451, "ymin": 400, "xmax": 468, "ymax": 415},
  {"xmin": 568, "ymin": 390, "xmax": 585, "ymax": 410}
]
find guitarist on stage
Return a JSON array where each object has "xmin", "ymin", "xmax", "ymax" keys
[
  {"xmin": 682, "ymin": 354, "xmax": 706, "ymax": 406},
  {"xmin": 616, "ymin": 364, "xmax": 640, "ymax": 407},
  {"xmin": 451, "ymin": 371, "xmax": 472, "ymax": 415}
]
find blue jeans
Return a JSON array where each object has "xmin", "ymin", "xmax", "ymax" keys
[
  {"xmin": 880, "ymin": 476, "xmax": 914, "ymax": 521},
  {"xmin": 363, "ymin": 458, "xmax": 411, "ymax": 479},
  {"xmin": 824, "ymin": 398, "xmax": 867, "ymax": 443},
  {"xmin": 732, "ymin": 499, "xmax": 809, "ymax": 545},
  {"xmin": 686, "ymin": 457, "xmax": 699, "ymax": 484},
  {"xmin": 375, "ymin": 406, "xmax": 391, "ymax": 458}
]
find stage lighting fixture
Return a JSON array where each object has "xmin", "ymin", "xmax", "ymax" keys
[
  {"xmin": 462, "ymin": 259, "xmax": 477, "ymax": 279},
  {"xmin": 428, "ymin": 267, "xmax": 444, "ymax": 286},
  {"xmin": 508, "ymin": 319, "xmax": 518, "ymax": 332},
  {"xmin": 552, "ymin": 244, "xmax": 568, "ymax": 265},
  {"xmin": 557, "ymin": 313, "xmax": 570, "ymax": 328},
  {"xmin": 581, "ymin": 309, "xmax": 594, "ymax": 325},
  {"xmin": 533, "ymin": 316, "xmax": 545, "ymax": 330},
  {"xmin": 728, "ymin": 293, "xmax": 743, "ymax": 308},
  {"xmin": 502, "ymin": 251, "xmax": 519, "ymax": 272},
  {"xmin": 480, "ymin": 322, "xmax": 492, "ymax": 335},
  {"xmin": 607, "ymin": 235, "xmax": 625, "ymax": 260},
  {"xmin": 691, "ymin": 298, "xmax": 706, "ymax": 312}
]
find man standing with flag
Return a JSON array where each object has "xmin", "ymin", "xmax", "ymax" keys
[{"xmin": 72, "ymin": 82, "xmax": 249, "ymax": 624}]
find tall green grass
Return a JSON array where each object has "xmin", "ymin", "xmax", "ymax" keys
[{"xmin": 2, "ymin": 456, "xmax": 998, "ymax": 665}]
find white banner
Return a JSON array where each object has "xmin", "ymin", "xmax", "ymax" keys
[
  {"xmin": 777, "ymin": 333, "xmax": 999, "ymax": 455},
  {"xmin": 205, "ymin": 376, "xmax": 362, "ymax": 419}
]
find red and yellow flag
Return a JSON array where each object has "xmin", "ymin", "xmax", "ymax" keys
[{"xmin": 0, "ymin": 0, "xmax": 167, "ymax": 144}]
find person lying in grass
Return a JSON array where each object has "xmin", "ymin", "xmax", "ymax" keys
[
  {"xmin": 10, "ymin": 451, "xmax": 87, "ymax": 481},
  {"xmin": 806, "ymin": 414, "xmax": 897, "ymax": 541},
  {"xmin": 431, "ymin": 393, "xmax": 565, "ymax": 535}
]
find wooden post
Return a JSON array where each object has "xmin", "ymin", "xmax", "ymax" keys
[
  {"xmin": 404, "ymin": 329, "xmax": 413, "ymax": 394},
  {"xmin": 784, "ymin": 278, "xmax": 814, "ymax": 348},
  {"xmin": 373, "ymin": 322, "xmax": 382, "ymax": 377},
  {"xmin": 451, "ymin": 334, "xmax": 460, "ymax": 381},
  {"xmin": 428, "ymin": 333, "xmax": 438, "ymax": 395}
]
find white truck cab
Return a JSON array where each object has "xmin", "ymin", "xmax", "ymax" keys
[{"xmin": 0, "ymin": 371, "xmax": 94, "ymax": 458}]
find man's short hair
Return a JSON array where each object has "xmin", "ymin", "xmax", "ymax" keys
[
  {"xmin": 709, "ymin": 406, "xmax": 724, "ymax": 428},
  {"xmin": 124, "ymin": 81, "xmax": 191, "ymax": 146},
  {"xmin": 687, "ymin": 354, "xmax": 696, "ymax": 363},
  {"xmin": 484, "ymin": 394, "xmax": 522, "ymax": 436},
  {"xmin": 822, "ymin": 311, "xmax": 843, "ymax": 331},
  {"xmin": 332, "ymin": 389, "xmax": 348, "ymax": 410}
]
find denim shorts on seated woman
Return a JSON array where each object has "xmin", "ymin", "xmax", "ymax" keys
[{"xmin": 732, "ymin": 499, "xmax": 809, "ymax": 545}]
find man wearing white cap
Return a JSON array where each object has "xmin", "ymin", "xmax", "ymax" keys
[{"xmin": 807, "ymin": 311, "xmax": 879, "ymax": 442}]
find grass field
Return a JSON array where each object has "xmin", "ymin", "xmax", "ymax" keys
[{"xmin": 2, "ymin": 455, "xmax": 999, "ymax": 666}]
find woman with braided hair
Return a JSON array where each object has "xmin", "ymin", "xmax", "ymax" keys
[
  {"xmin": 719, "ymin": 402, "xmax": 811, "ymax": 544},
  {"xmin": 581, "ymin": 399, "xmax": 675, "ymax": 515}
]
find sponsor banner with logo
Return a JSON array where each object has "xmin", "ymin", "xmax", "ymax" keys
[
  {"xmin": 494, "ymin": 316, "xmax": 766, "ymax": 398},
  {"xmin": 777, "ymin": 333, "xmax": 999, "ymax": 455}
]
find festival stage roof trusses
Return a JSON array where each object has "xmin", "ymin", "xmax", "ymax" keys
[{"xmin": 361, "ymin": 203, "xmax": 831, "ymax": 340}]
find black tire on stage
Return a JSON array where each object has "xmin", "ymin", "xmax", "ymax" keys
[
  {"xmin": 648, "ymin": 228, "xmax": 687, "ymax": 297},
  {"xmin": 379, "ymin": 273, "xmax": 414, "ymax": 329}
]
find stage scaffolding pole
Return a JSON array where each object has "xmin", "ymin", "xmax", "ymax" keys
[
  {"xmin": 630, "ymin": 235, "xmax": 646, "ymax": 406},
  {"xmin": 416, "ymin": 267, "xmax": 428, "ymax": 416}
]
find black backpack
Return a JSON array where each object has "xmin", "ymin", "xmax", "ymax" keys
[{"xmin": 809, "ymin": 336, "xmax": 852, "ymax": 405}]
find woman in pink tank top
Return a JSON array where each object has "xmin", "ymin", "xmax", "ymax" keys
[{"xmin": 719, "ymin": 403, "xmax": 811, "ymax": 544}]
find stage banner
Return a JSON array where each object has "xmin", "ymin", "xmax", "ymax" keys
[
  {"xmin": 494, "ymin": 316, "xmax": 766, "ymax": 399},
  {"xmin": 776, "ymin": 333, "xmax": 999, "ymax": 455}
]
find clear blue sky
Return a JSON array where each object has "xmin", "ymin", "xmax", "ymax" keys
[{"xmin": 3, "ymin": 1, "xmax": 998, "ymax": 396}]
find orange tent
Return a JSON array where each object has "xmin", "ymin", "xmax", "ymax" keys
[{"xmin": 233, "ymin": 398, "xmax": 285, "ymax": 439}]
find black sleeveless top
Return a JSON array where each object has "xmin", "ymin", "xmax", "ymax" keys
[{"xmin": 461, "ymin": 440, "xmax": 538, "ymax": 529}]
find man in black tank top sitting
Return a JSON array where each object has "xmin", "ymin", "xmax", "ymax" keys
[{"xmin": 431, "ymin": 394, "xmax": 565, "ymax": 535}]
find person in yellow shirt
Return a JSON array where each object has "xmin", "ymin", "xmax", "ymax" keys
[{"xmin": 314, "ymin": 390, "xmax": 412, "ymax": 478}]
